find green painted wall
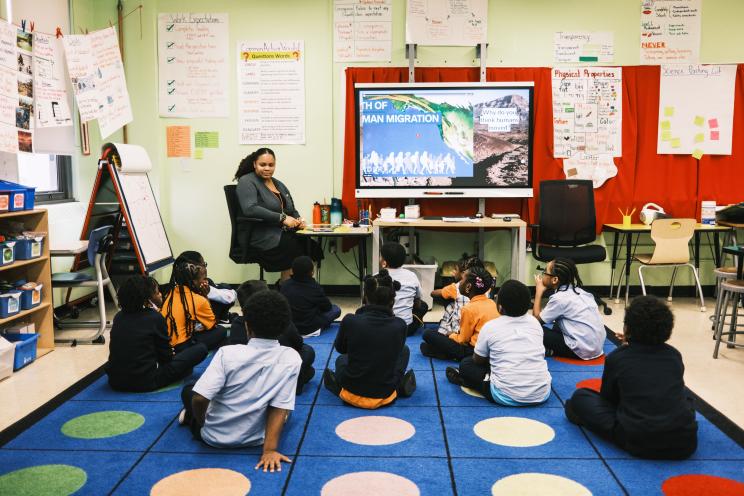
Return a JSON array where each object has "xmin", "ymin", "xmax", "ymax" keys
[{"xmin": 66, "ymin": 0, "xmax": 743, "ymax": 289}]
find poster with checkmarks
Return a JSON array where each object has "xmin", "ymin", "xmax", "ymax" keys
[{"xmin": 158, "ymin": 13, "xmax": 228, "ymax": 117}]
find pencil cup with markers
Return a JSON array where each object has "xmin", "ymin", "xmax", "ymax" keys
[{"xmin": 619, "ymin": 207, "xmax": 635, "ymax": 227}]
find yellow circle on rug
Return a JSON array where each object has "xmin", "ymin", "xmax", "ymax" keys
[
  {"xmin": 461, "ymin": 386, "xmax": 485, "ymax": 398},
  {"xmin": 473, "ymin": 417, "xmax": 555, "ymax": 447},
  {"xmin": 61, "ymin": 411, "xmax": 145, "ymax": 439},
  {"xmin": 321, "ymin": 471, "xmax": 419, "ymax": 496},
  {"xmin": 150, "ymin": 468, "xmax": 251, "ymax": 496},
  {"xmin": 335, "ymin": 416, "xmax": 415, "ymax": 445},
  {"xmin": 0, "ymin": 464, "xmax": 87, "ymax": 496},
  {"xmin": 491, "ymin": 473, "xmax": 591, "ymax": 495}
]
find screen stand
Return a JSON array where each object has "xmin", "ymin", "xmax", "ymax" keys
[
  {"xmin": 406, "ymin": 44, "xmax": 417, "ymax": 82},
  {"xmin": 477, "ymin": 197, "xmax": 485, "ymax": 260}
]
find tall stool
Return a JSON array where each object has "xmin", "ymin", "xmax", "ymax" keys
[
  {"xmin": 712, "ymin": 267, "xmax": 738, "ymax": 332},
  {"xmin": 713, "ymin": 279, "xmax": 744, "ymax": 358}
]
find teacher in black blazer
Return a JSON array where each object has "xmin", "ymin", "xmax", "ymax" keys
[{"xmin": 234, "ymin": 147, "xmax": 310, "ymax": 281}]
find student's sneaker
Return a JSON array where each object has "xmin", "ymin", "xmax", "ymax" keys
[
  {"xmin": 544, "ymin": 348, "xmax": 555, "ymax": 358},
  {"xmin": 398, "ymin": 369, "xmax": 417, "ymax": 397},
  {"xmin": 323, "ymin": 368, "xmax": 341, "ymax": 396},
  {"xmin": 303, "ymin": 328, "xmax": 322, "ymax": 338},
  {"xmin": 177, "ymin": 408, "xmax": 191, "ymax": 426},
  {"xmin": 445, "ymin": 367, "xmax": 464, "ymax": 386}
]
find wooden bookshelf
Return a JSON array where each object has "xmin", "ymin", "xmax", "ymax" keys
[{"xmin": 0, "ymin": 209, "xmax": 53, "ymax": 357}]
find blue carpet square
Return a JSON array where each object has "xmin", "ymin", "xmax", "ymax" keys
[
  {"xmin": 606, "ymin": 459, "xmax": 744, "ymax": 494},
  {"xmin": 442, "ymin": 406, "xmax": 597, "ymax": 458},
  {"xmin": 112, "ymin": 452, "xmax": 288, "ymax": 496},
  {"xmin": 150, "ymin": 404, "xmax": 310, "ymax": 455},
  {"xmin": 0, "ymin": 449, "xmax": 140, "ymax": 496},
  {"xmin": 431, "ymin": 354, "xmax": 463, "ymax": 371},
  {"xmin": 546, "ymin": 355, "xmax": 606, "ymax": 372},
  {"xmin": 453, "ymin": 458, "xmax": 624, "ymax": 495},
  {"xmin": 588, "ymin": 413, "xmax": 744, "ymax": 460},
  {"xmin": 285, "ymin": 456, "xmax": 453, "ymax": 496},
  {"xmin": 435, "ymin": 371, "xmax": 564, "ymax": 408},
  {"xmin": 5, "ymin": 400, "xmax": 179, "ymax": 451},
  {"xmin": 302, "ymin": 322, "xmax": 339, "ymax": 344},
  {"xmin": 300, "ymin": 405, "xmax": 447, "ymax": 457},
  {"xmin": 549, "ymin": 370, "xmax": 604, "ymax": 403},
  {"xmin": 315, "ymin": 368, "xmax": 438, "ymax": 407},
  {"xmin": 70, "ymin": 375, "xmax": 186, "ymax": 403}
]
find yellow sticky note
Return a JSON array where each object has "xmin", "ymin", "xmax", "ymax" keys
[
  {"xmin": 194, "ymin": 149, "xmax": 204, "ymax": 160},
  {"xmin": 692, "ymin": 148, "xmax": 704, "ymax": 159},
  {"xmin": 694, "ymin": 115, "xmax": 705, "ymax": 126},
  {"xmin": 661, "ymin": 130, "xmax": 672, "ymax": 141},
  {"xmin": 664, "ymin": 106, "xmax": 674, "ymax": 117},
  {"xmin": 671, "ymin": 138, "xmax": 681, "ymax": 148},
  {"xmin": 694, "ymin": 133, "xmax": 705, "ymax": 143},
  {"xmin": 660, "ymin": 120, "xmax": 671, "ymax": 130}
]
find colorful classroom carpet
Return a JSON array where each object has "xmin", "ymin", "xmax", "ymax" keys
[{"xmin": 1, "ymin": 323, "xmax": 743, "ymax": 495}]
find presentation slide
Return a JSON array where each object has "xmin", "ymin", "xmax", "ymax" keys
[{"xmin": 356, "ymin": 83, "xmax": 533, "ymax": 197}]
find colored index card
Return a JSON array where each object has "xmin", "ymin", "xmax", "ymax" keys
[{"xmin": 710, "ymin": 130, "xmax": 720, "ymax": 140}]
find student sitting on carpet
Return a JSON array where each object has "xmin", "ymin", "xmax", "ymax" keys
[
  {"xmin": 231, "ymin": 280, "xmax": 316, "ymax": 394},
  {"xmin": 179, "ymin": 290, "xmax": 301, "ymax": 472},
  {"xmin": 323, "ymin": 270, "xmax": 417, "ymax": 409},
  {"xmin": 161, "ymin": 259, "xmax": 227, "ymax": 353},
  {"xmin": 279, "ymin": 255, "xmax": 341, "ymax": 336},
  {"xmin": 445, "ymin": 280, "xmax": 551, "ymax": 406},
  {"xmin": 107, "ymin": 276, "xmax": 207, "ymax": 392},
  {"xmin": 431, "ymin": 255, "xmax": 484, "ymax": 337},
  {"xmin": 420, "ymin": 266, "xmax": 499, "ymax": 361},
  {"xmin": 380, "ymin": 242, "xmax": 428, "ymax": 335},
  {"xmin": 168, "ymin": 251, "xmax": 238, "ymax": 324},
  {"xmin": 565, "ymin": 296, "xmax": 698, "ymax": 459},
  {"xmin": 533, "ymin": 257, "xmax": 605, "ymax": 360}
]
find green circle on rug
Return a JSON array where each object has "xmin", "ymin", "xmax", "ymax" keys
[
  {"xmin": 0, "ymin": 464, "xmax": 86, "ymax": 495},
  {"xmin": 149, "ymin": 381, "xmax": 181, "ymax": 394},
  {"xmin": 61, "ymin": 410, "xmax": 145, "ymax": 439}
]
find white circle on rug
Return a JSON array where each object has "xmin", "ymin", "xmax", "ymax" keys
[
  {"xmin": 491, "ymin": 473, "xmax": 591, "ymax": 496},
  {"xmin": 322, "ymin": 471, "xmax": 420, "ymax": 496},
  {"xmin": 461, "ymin": 386, "xmax": 485, "ymax": 398},
  {"xmin": 473, "ymin": 417, "xmax": 555, "ymax": 447},
  {"xmin": 150, "ymin": 468, "xmax": 251, "ymax": 496},
  {"xmin": 335, "ymin": 416, "xmax": 415, "ymax": 446}
]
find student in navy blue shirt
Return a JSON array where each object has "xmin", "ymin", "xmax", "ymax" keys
[
  {"xmin": 280, "ymin": 256, "xmax": 340, "ymax": 336},
  {"xmin": 565, "ymin": 296, "xmax": 697, "ymax": 459}
]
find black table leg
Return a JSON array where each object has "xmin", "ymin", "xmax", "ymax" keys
[
  {"xmin": 358, "ymin": 237, "xmax": 367, "ymax": 299},
  {"xmin": 714, "ymin": 232, "xmax": 721, "ymax": 268},
  {"xmin": 624, "ymin": 232, "xmax": 632, "ymax": 306},
  {"xmin": 695, "ymin": 232, "xmax": 701, "ymax": 274}
]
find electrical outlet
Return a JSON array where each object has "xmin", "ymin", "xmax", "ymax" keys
[{"xmin": 329, "ymin": 240, "xmax": 337, "ymax": 254}]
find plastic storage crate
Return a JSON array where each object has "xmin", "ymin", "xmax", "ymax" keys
[
  {"xmin": 2, "ymin": 332, "xmax": 38, "ymax": 370},
  {"xmin": 0, "ymin": 336, "xmax": 13, "ymax": 380},
  {"xmin": 0, "ymin": 180, "xmax": 35, "ymax": 211},
  {"xmin": 17, "ymin": 283, "xmax": 42, "ymax": 310},
  {"xmin": 13, "ymin": 236, "xmax": 44, "ymax": 260},
  {"xmin": 402, "ymin": 263, "xmax": 439, "ymax": 308},
  {"xmin": 0, "ymin": 291, "xmax": 21, "ymax": 318}
]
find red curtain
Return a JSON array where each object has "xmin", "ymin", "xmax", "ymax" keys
[{"xmin": 341, "ymin": 65, "xmax": 744, "ymax": 233}]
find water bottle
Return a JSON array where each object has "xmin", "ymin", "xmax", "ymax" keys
[
  {"xmin": 330, "ymin": 198, "xmax": 343, "ymax": 226},
  {"xmin": 312, "ymin": 202, "xmax": 321, "ymax": 225}
]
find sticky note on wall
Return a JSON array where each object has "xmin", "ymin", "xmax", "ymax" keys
[
  {"xmin": 660, "ymin": 120, "xmax": 671, "ymax": 130},
  {"xmin": 671, "ymin": 138, "xmax": 681, "ymax": 148},
  {"xmin": 664, "ymin": 106, "xmax": 674, "ymax": 117},
  {"xmin": 694, "ymin": 115, "xmax": 705, "ymax": 126},
  {"xmin": 692, "ymin": 149, "xmax": 704, "ymax": 159},
  {"xmin": 661, "ymin": 130, "xmax": 672, "ymax": 141},
  {"xmin": 710, "ymin": 130, "xmax": 720, "ymax": 140},
  {"xmin": 708, "ymin": 118, "xmax": 719, "ymax": 128},
  {"xmin": 694, "ymin": 133, "xmax": 705, "ymax": 143}
]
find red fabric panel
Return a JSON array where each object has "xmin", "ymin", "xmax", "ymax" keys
[{"xmin": 341, "ymin": 65, "xmax": 744, "ymax": 235}]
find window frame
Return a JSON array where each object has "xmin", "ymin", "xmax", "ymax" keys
[{"xmin": 33, "ymin": 155, "xmax": 74, "ymax": 204}]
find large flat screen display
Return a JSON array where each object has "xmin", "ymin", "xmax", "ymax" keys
[{"xmin": 355, "ymin": 82, "xmax": 534, "ymax": 198}]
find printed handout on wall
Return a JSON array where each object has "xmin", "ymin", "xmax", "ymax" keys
[
  {"xmin": 657, "ymin": 64, "xmax": 736, "ymax": 156},
  {"xmin": 238, "ymin": 40, "xmax": 305, "ymax": 145},
  {"xmin": 552, "ymin": 67, "xmax": 622, "ymax": 188},
  {"xmin": 334, "ymin": 0, "xmax": 392, "ymax": 62},
  {"xmin": 554, "ymin": 32, "xmax": 613, "ymax": 64},
  {"xmin": 158, "ymin": 13, "xmax": 229, "ymax": 118},
  {"xmin": 640, "ymin": 0, "xmax": 701, "ymax": 64},
  {"xmin": 90, "ymin": 28, "xmax": 133, "ymax": 139},
  {"xmin": 62, "ymin": 33, "xmax": 100, "ymax": 123},
  {"xmin": 32, "ymin": 32, "xmax": 72, "ymax": 128},
  {"xmin": 16, "ymin": 28, "xmax": 34, "ymax": 153},
  {"xmin": 0, "ymin": 22, "xmax": 18, "ymax": 153},
  {"xmin": 406, "ymin": 0, "xmax": 487, "ymax": 46}
]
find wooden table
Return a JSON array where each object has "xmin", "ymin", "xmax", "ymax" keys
[
  {"xmin": 603, "ymin": 222, "xmax": 732, "ymax": 305},
  {"xmin": 372, "ymin": 217, "xmax": 528, "ymax": 283}
]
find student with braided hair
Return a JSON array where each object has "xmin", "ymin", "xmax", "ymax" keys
[
  {"xmin": 161, "ymin": 259, "xmax": 228, "ymax": 353},
  {"xmin": 323, "ymin": 269, "xmax": 416, "ymax": 409},
  {"xmin": 533, "ymin": 257, "xmax": 605, "ymax": 360},
  {"xmin": 431, "ymin": 254, "xmax": 484, "ymax": 337},
  {"xmin": 420, "ymin": 266, "xmax": 499, "ymax": 361}
]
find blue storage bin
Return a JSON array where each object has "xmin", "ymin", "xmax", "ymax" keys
[
  {"xmin": 2, "ymin": 333, "xmax": 38, "ymax": 370},
  {"xmin": 17, "ymin": 283, "xmax": 42, "ymax": 310},
  {"xmin": 0, "ymin": 180, "xmax": 35, "ymax": 211},
  {"xmin": 13, "ymin": 237, "xmax": 44, "ymax": 260},
  {"xmin": 0, "ymin": 242, "xmax": 15, "ymax": 266},
  {"xmin": 0, "ymin": 291, "xmax": 21, "ymax": 318},
  {"xmin": 0, "ymin": 191, "xmax": 9, "ymax": 212}
]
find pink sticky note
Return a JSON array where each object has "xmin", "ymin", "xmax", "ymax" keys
[
  {"xmin": 708, "ymin": 118, "xmax": 719, "ymax": 128},
  {"xmin": 711, "ymin": 130, "xmax": 720, "ymax": 140}
]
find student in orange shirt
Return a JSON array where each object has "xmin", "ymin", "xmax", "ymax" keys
[
  {"xmin": 421, "ymin": 266, "xmax": 499, "ymax": 360},
  {"xmin": 161, "ymin": 259, "xmax": 227, "ymax": 353},
  {"xmin": 431, "ymin": 255, "xmax": 484, "ymax": 336}
]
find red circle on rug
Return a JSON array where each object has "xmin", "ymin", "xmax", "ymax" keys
[
  {"xmin": 576, "ymin": 378, "xmax": 602, "ymax": 392},
  {"xmin": 554, "ymin": 355, "xmax": 605, "ymax": 366},
  {"xmin": 662, "ymin": 474, "xmax": 744, "ymax": 495}
]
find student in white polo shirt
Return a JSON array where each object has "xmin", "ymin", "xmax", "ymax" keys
[
  {"xmin": 380, "ymin": 242, "xmax": 428, "ymax": 335},
  {"xmin": 179, "ymin": 290, "xmax": 301, "ymax": 473},
  {"xmin": 533, "ymin": 258, "xmax": 605, "ymax": 360},
  {"xmin": 446, "ymin": 280, "xmax": 551, "ymax": 405}
]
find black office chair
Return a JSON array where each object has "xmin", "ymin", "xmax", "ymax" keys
[
  {"xmin": 224, "ymin": 184, "xmax": 266, "ymax": 281},
  {"xmin": 530, "ymin": 179, "xmax": 612, "ymax": 315}
]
